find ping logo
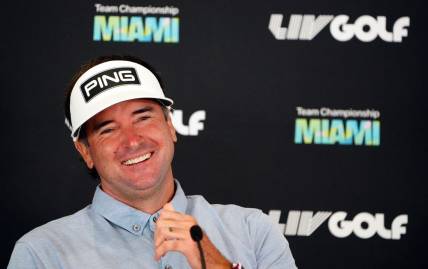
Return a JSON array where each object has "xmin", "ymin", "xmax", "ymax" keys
[{"xmin": 80, "ymin": 67, "xmax": 140, "ymax": 102}]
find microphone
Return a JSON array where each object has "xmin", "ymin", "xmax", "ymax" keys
[{"xmin": 190, "ymin": 225, "xmax": 206, "ymax": 269}]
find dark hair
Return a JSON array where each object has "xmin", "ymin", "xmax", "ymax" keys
[{"xmin": 64, "ymin": 55, "xmax": 170, "ymax": 180}]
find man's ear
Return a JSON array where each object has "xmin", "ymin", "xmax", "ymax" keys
[
  {"xmin": 167, "ymin": 113, "xmax": 177, "ymax": 143},
  {"xmin": 74, "ymin": 140, "xmax": 94, "ymax": 169}
]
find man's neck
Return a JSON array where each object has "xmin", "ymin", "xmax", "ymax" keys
[{"xmin": 100, "ymin": 177, "xmax": 176, "ymax": 214}]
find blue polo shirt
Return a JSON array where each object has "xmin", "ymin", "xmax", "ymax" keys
[{"xmin": 8, "ymin": 181, "xmax": 297, "ymax": 269}]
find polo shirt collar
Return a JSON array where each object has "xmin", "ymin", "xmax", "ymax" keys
[{"xmin": 91, "ymin": 179, "xmax": 188, "ymax": 236}]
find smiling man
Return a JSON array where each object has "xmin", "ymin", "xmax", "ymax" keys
[
  {"xmin": 8, "ymin": 56, "xmax": 297, "ymax": 269},
  {"xmin": 76, "ymin": 99, "xmax": 177, "ymax": 213}
]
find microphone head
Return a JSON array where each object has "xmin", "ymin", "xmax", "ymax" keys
[{"xmin": 190, "ymin": 225, "xmax": 204, "ymax": 242}]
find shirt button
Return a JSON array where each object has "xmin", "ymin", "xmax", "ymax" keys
[
  {"xmin": 164, "ymin": 265, "xmax": 172, "ymax": 269},
  {"xmin": 153, "ymin": 216, "xmax": 157, "ymax": 222},
  {"xmin": 132, "ymin": 224, "xmax": 141, "ymax": 232}
]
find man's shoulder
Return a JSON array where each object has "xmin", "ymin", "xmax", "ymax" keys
[
  {"xmin": 185, "ymin": 195, "xmax": 297, "ymax": 268},
  {"xmin": 17, "ymin": 205, "xmax": 92, "ymax": 245},
  {"xmin": 185, "ymin": 194, "xmax": 271, "ymax": 228},
  {"xmin": 187, "ymin": 194, "xmax": 264, "ymax": 212}
]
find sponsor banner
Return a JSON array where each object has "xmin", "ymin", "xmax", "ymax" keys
[
  {"xmin": 269, "ymin": 210, "xmax": 408, "ymax": 240},
  {"xmin": 294, "ymin": 106, "xmax": 381, "ymax": 146},
  {"xmin": 93, "ymin": 3, "xmax": 180, "ymax": 43},
  {"xmin": 172, "ymin": 110, "xmax": 206, "ymax": 136},
  {"xmin": 269, "ymin": 14, "xmax": 410, "ymax": 42}
]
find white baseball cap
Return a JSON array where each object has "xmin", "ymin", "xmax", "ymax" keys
[{"xmin": 66, "ymin": 60, "xmax": 174, "ymax": 141}]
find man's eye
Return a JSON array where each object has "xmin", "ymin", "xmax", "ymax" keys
[
  {"xmin": 100, "ymin": 128, "xmax": 114, "ymax": 135},
  {"xmin": 137, "ymin": 116, "xmax": 150, "ymax": 122}
]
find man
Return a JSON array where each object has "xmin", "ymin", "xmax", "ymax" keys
[{"xmin": 8, "ymin": 56, "xmax": 297, "ymax": 269}]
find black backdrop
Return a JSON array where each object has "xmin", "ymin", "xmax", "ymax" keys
[{"xmin": 2, "ymin": 0, "xmax": 427, "ymax": 268}]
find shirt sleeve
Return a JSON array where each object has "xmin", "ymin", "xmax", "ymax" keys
[
  {"xmin": 247, "ymin": 210, "xmax": 297, "ymax": 269},
  {"xmin": 7, "ymin": 242, "xmax": 45, "ymax": 269}
]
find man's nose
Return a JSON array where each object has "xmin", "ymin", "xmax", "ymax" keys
[{"xmin": 121, "ymin": 127, "xmax": 143, "ymax": 148}]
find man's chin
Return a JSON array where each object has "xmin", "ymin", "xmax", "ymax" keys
[{"xmin": 124, "ymin": 174, "xmax": 165, "ymax": 191}]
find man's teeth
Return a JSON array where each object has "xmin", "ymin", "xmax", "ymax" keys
[{"xmin": 122, "ymin": 153, "xmax": 152, "ymax": 165}]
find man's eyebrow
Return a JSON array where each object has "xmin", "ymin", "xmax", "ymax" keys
[
  {"xmin": 132, "ymin": 106, "xmax": 154, "ymax": 115},
  {"xmin": 91, "ymin": 106, "xmax": 154, "ymax": 132},
  {"xmin": 92, "ymin": 120, "xmax": 114, "ymax": 133}
]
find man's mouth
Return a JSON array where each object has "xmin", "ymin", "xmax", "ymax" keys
[{"xmin": 121, "ymin": 152, "xmax": 152, "ymax": 166}]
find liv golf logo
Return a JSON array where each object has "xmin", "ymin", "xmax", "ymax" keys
[
  {"xmin": 172, "ymin": 110, "xmax": 206, "ymax": 136},
  {"xmin": 294, "ymin": 107, "xmax": 381, "ymax": 146},
  {"xmin": 93, "ymin": 3, "xmax": 180, "ymax": 43},
  {"xmin": 269, "ymin": 210, "xmax": 408, "ymax": 240},
  {"xmin": 269, "ymin": 14, "xmax": 410, "ymax": 42}
]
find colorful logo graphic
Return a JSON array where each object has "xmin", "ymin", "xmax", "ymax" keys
[
  {"xmin": 294, "ymin": 107, "xmax": 381, "ymax": 146},
  {"xmin": 93, "ymin": 4, "xmax": 180, "ymax": 43}
]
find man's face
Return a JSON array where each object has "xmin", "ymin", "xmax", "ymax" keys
[{"xmin": 75, "ymin": 99, "xmax": 177, "ymax": 202}]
